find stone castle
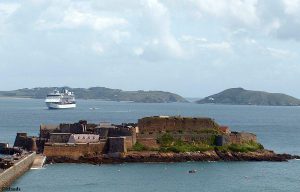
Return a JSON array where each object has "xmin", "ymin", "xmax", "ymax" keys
[{"xmin": 13, "ymin": 116, "xmax": 257, "ymax": 160}]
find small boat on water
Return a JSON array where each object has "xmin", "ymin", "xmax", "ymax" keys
[{"xmin": 188, "ymin": 169, "xmax": 197, "ymax": 173}]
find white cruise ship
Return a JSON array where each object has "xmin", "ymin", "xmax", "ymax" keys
[{"xmin": 45, "ymin": 89, "xmax": 76, "ymax": 109}]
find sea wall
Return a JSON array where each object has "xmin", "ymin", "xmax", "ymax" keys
[
  {"xmin": 44, "ymin": 143, "xmax": 106, "ymax": 160},
  {"xmin": 0, "ymin": 152, "xmax": 36, "ymax": 189}
]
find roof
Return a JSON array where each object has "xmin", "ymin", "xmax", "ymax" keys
[{"xmin": 68, "ymin": 134, "xmax": 99, "ymax": 143}]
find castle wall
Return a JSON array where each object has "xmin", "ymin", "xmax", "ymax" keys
[
  {"xmin": 138, "ymin": 116, "xmax": 220, "ymax": 133},
  {"xmin": 136, "ymin": 138, "xmax": 159, "ymax": 149},
  {"xmin": 229, "ymin": 132, "xmax": 257, "ymax": 144},
  {"xmin": 49, "ymin": 133, "xmax": 71, "ymax": 143},
  {"xmin": 60, "ymin": 123, "xmax": 84, "ymax": 134},
  {"xmin": 172, "ymin": 133, "xmax": 215, "ymax": 144},
  {"xmin": 40, "ymin": 124, "xmax": 59, "ymax": 139},
  {"xmin": 14, "ymin": 133, "xmax": 38, "ymax": 152},
  {"xmin": 215, "ymin": 132, "xmax": 257, "ymax": 146},
  {"xmin": 43, "ymin": 143, "xmax": 105, "ymax": 160},
  {"xmin": 108, "ymin": 137, "xmax": 126, "ymax": 153},
  {"xmin": 124, "ymin": 136, "xmax": 134, "ymax": 149},
  {"xmin": 0, "ymin": 152, "xmax": 36, "ymax": 188},
  {"xmin": 137, "ymin": 132, "xmax": 215, "ymax": 145}
]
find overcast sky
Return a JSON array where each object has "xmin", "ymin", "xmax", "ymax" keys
[{"xmin": 1, "ymin": 0, "xmax": 300, "ymax": 97}]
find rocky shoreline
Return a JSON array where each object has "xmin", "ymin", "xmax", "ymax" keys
[{"xmin": 46, "ymin": 149, "xmax": 300, "ymax": 164}]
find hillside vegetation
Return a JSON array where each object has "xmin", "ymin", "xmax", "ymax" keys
[
  {"xmin": 197, "ymin": 88, "xmax": 300, "ymax": 106},
  {"xmin": 0, "ymin": 87, "xmax": 188, "ymax": 103}
]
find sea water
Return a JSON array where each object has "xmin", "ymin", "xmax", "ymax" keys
[{"xmin": 1, "ymin": 98, "xmax": 300, "ymax": 192}]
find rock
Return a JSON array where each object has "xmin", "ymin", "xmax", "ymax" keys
[{"xmin": 45, "ymin": 149, "xmax": 299, "ymax": 164}]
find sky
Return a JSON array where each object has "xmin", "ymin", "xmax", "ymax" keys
[{"xmin": 1, "ymin": 0, "xmax": 300, "ymax": 97}]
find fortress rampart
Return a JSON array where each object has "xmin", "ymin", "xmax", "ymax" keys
[
  {"xmin": 138, "ymin": 116, "xmax": 220, "ymax": 133},
  {"xmin": 44, "ymin": 143, "xmax": 106, "ymax": 160}
]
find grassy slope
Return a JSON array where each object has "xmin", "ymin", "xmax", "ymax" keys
[
  {"xmin": 0, "ymin": 87, "xmax": 188, "ymax": 103},
  {"xmin": 197, "ymin": 88, "xmax": 300, "ymax": 106}
]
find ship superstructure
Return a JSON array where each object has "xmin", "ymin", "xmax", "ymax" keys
[{"xmin": 45, "ymin": 89, "xmax": 76, "ymax": 109}]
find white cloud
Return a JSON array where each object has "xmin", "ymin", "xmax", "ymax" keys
[
  {"xmin": 264, "ymin": 19, "xmax": 281, "ymax": 34},
  {"xmin": 180, "ymin": 35, "xmax": 231, "ymax": 53},
  {"xmin": 0, "ymin": 2, "xmax": 21, "ymax": 28},
  {"xmin": 282, "ymin": 0, "xmax": 300, "ymax": 15},
  {"xmin": 2, "ymin": 0, "xmax": 300, "ymax": 96},
  {"xmin": 190, "ymin": 0, "xmax": 300, "ymax": 41},
  {"xmin": 91, "ymin": 43, "xmax": 104, "ymax": 55},
  {"xmin": 0, "ymin": 3, "xmax": 20, "ymax": 16},
  {"xmin": 133, "ymin": 47, "xmax": 144, "ymax": 56},
  {"xmin": 111, "ymin": 30, "xmax": 130, "ymax": 44},
  {"xmin": 265, "ymin": 47, "xmax": 295, "ymax": 59},
  {"xmin": 179, "ymin": 35, "xmax": 208, "ymax": 43},
  {"xmin": 201, "ymin": 41, "xmax": 232, "ymax": 52},
  {"xmin": 244, "ymin": 38, "xmax": 257, "ymax": 45},
  {"xmin": 192, "ymin": 0, "xmax": 259, "ymax": 26},
  {"xmin": 140, "ymin": 0, "xmax": 184, "ymax": 58},
  {"xmin": 36, "ymin": 7, "xmax": 127, "ymax": 31}
]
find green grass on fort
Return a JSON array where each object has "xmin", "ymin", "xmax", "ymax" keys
[
  {"xmin": 131, "ymin": 142, "xmax": 148, "ymax": 151},
  {"xmin": 157, "ymin": 133, "xmax": 264, "ymax": 153},
  {"xmin": 216, "ymin": 141, "xmax": 264, "ymax": 153}
]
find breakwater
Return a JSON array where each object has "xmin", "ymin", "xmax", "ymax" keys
[{"xmin": 0, "ymin": 152, "xmax": 36, "ymax": 190}]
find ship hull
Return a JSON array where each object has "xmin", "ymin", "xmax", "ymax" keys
[{"xmin": 46, "ymin": 103, "xmax": 76, "ymax": 109}]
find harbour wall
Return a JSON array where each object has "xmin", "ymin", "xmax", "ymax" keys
[{"xmin": 0, "ymin": 152, "xmax": 36, "ymax": 189}]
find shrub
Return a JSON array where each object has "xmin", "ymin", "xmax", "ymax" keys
[
  {"xmin": 214, "ymin": 145, "xmax": 229, "ymax": 152},
  {"xmin": 158, "ymin": 133, "xmax": 213, "ymax": 153},
  {"xmin": 157, "ymin": 133, "xmax": 175, "ymax": 146},
  {"xmin": 161, "ymin": 143, "xmax": 213, "ymax": 153},
  {"xmin": 131, "ymin": 142, "xmax": 147, "ymax": 151},
  {"xmin": 228, "ymin": 141, "xmax": 264, "ymax": 153}
]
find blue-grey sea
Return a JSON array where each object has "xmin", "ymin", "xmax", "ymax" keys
[{"xmin": 1, "ymin": 98, "xmax": 300, "ymax": 192}]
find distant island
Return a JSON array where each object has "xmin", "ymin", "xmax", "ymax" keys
[
  {"xmin": 196, "ymin": 88, "xmax": 300, "ymax": 106},
  {"xmin": 0, "ymin": 87, "xmax": 188, "ymax": 103}
]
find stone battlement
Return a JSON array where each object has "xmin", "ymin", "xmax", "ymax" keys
[{"xmin": 137, "ymin": 116, "xmax": 220, "ymax": 133}]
